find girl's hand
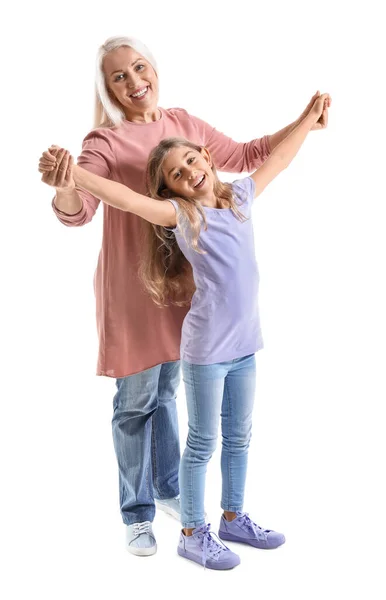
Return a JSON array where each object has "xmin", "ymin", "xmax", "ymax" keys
[
  {"xmin": 38, "ymin": 146, "xmax": 75, "ymax": 191},
  {"xmin": 299, "ymin": 91, "xmax": 332, "ymax": 130}
]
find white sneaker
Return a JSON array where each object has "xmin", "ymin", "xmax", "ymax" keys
[
  {"xmin": 155, "ymin": 496, "xmax": 181, "ymax": 521},
  {"xmin": 126, "ymin": 521, "xmax": 157, "ymax": 556},
  {"xmin": 155, "ymin": 496, "xmax": 207, "ymax": 521}
]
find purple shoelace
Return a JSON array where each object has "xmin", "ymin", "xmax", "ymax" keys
[
  {"xmin": 237, "ymin": 512, "xmax": 270, "ymax": 541},
  {"xmin": 194, "ymin": 523, "xmax": 230, "ymax": 568}
]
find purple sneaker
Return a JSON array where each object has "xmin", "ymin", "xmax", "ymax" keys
[
  {"xmin": 219, "ymin": 512, "xmax": 285, "ymax": 549},
  {"xmin": 178, "ymin": 523, "xmax": 240, "ymax": 570}
]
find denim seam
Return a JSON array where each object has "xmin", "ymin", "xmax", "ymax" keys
[
  {"xmin": 225, "ymin": 374, "xmax": 233, "ymax": 510},
  {"xmin": 220, "ymin": 375, "xmax": 227, "ymax": 510},
  {"xmin": 146, "ymin": 440, "xmax": 152, "ymax": 503},
  {"xmin": 190, "ymin": 365, "xmax": 199, "ymax": 524},
  {"xmin": 151, "ymin": 418, "xmax": 161, "ymax": 498}
]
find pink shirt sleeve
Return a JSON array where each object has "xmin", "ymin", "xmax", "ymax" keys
[
  {"xmin": 184, "ymin": 110, "xmax": 271, "ymax": 173},
  {"xmin": 52, "ymin": 130, "xmax": 115, "ymax": 227}
]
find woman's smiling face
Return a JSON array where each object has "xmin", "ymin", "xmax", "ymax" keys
[
  {"xmin": 162, "ymin": 146, "xmax": 214, "ymax": 199},
  {"xmin": 103, "ymin": 46, "xmax": 159, "ymax": 119}
]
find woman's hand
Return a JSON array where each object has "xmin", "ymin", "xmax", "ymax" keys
[
  {"xmin": 308, "ymin": 93, "xmax": 331, "ymax": 126},
  {"xmin": 38, "ymin": 146, "xmax": 75, "ymax": 191},
  {"xmin": 299, "ymin": 91, "xmax": 332, "ymax": 130}
]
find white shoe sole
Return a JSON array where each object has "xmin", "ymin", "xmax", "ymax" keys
[{"xmin": 126, "ymin": 544, "xmax": 157, "ymax": 556}]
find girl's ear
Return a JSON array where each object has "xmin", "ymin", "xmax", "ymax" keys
[{"xmin": 200, "ymin": 146, "xmax": 212, "ymax": 167}]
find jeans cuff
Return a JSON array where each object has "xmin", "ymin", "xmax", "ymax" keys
[
  {"xmin": 182, "ymin": 519, "xmax": 206, "ymax": 529},
  {"xmin": 221, "ymin": 504, "xmax": 243, "ymax": 512}
]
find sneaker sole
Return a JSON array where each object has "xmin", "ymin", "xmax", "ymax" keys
[
  {"xmin": 219, "ymin": 530, "xmax": 285, "ymax": 549},
  {"xmin": 126, "ymin": 544, "xmax": 157, "ymax": 557},
  {"xmin": 177, "ymin": 546, "xmax": 240, "ymax": 570}
]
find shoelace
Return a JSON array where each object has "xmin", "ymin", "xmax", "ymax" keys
[
  {"xmin": 193, "ymin": 523, "xmax": 230, "ymax": 568},
  {"xmin": 237, "ymin": 513, "xmax": 269, "ymax": 541},
  {"xmin": 132, "ymin": 521, "xmax": 155, "ymax": 541}
]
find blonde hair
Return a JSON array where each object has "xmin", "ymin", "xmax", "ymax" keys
[
  {"xmin": 139, "ymin": 137, "xmax": 248, "ymax": 307},
  {"xmin": 94, "ymin": 36, "xmax": 158, "ymax": 128}
]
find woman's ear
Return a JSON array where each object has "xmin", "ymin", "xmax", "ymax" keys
[{"xmin": 200, "ymin": 147, "xmax": 212, "ymax": 167}]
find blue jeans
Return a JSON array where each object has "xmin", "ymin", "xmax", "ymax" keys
[
  {"xmin": 180, "ymin": 354, "xmax": 256, "ymax": 528},
  {"xmin": 112, "ymin": 361, "xmax": 181, "ymax": 525}
]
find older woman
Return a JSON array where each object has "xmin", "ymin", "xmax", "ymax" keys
[{"xmin": 39, "ymin": 36, "xmax": 329, "ymax": 557}]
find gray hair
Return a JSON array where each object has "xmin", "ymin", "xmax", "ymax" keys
[{"xmin": 94, "ymin": 36, "xmax": 158, "ymax": 128}]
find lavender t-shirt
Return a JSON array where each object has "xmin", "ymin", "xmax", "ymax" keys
[{"xmin": 168, "ymin": 176, "xmax": 263, "ymax": 365}]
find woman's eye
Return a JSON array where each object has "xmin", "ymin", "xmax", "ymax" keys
[
  {"xmin": 136, "ymin": 64, "xmax": 145, "ymax": 71},
  {"xmin": 174, "ymin": 171, "xmax": 181, "ymax": 180},
  {"xmin": 187, "ymin": 157, "xmax": 195, "ymax": 164},
  {"xmin": 114, "ymin": 74, "xmax": 125, "ymax": 82}
]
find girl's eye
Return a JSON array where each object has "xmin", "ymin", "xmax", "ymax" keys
[
  {"xmin": 135, "ymin": 64, "xmax": 145, "ymax": 71},
  {"xmin": 114, "ymin": 73, "xmax": 125, "ymax": 82},
  {"xmin": 174, "ymin": 171, "xmax": 181, "ymax": 180},
  {"xmin": 187, "ymin": 157, "xmax": 195, "ymax": 164}
]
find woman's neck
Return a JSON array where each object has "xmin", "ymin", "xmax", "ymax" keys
[{"xmin": 124, "ymin": 107, "xmax": 161, "ymax": 124}]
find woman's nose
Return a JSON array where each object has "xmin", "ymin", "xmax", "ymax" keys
[{"xmin": 127, "ymin": 74, "xmax": 140, "ymax": 88}]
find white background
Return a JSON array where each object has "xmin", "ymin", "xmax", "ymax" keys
[{"xmin": 1, "ymin": 0, "xmax": 385, "ymax": 598}]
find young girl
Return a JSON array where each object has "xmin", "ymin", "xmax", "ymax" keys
[{"xmin": 47, "ymin": 92, "xmax": 330, "ymax": 570}]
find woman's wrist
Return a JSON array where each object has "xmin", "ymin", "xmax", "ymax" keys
[
  {"xmin": 298, "ymin": 112, "xmax": 316, "ymax": 131},
  {"xmin": 55, "ymin": 163, "xmax": 77, "ymax": 193},
  {"xmin": 72, "ymin": 164, "xmax": 80, "ymax": 183},
  {"xmin": 55, "ymin": 184, "xmax": 76, "ymax": 194},
  {"xmin": 54, "ymin": 187, "xmax": 83, "ymax": 214},
  {"xmin": 72, "ymin": 164, "xmax": 88, "ymax": 189}
]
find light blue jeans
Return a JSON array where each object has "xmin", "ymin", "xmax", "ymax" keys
[
  {"xmin": 180, "ymin": 354, "xmax": 256, "ymax": 528},
  {"xmin": 112, "ymin": 361, "xmax": 181, "ymax": 525}
]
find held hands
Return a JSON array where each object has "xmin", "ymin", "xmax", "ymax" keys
[
  {"xmin": 38, "ymin": 146, "xmax": 75, "ymax": 191},
  {"xmin": 299, "ymin": 90, "xmax": 332, "ymax": 130}
]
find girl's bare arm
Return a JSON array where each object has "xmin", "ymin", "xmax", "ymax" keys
[
  {"xmin": 72, "ymin": 164, "xmax": 176, "ymax": 227},
  {"xmin": 36, "ymin": 144, "xmax": 173, "ymax": 228},
  {"xmin": 40, "ymin": 146, "xmax": 177, "ymax": 226}
]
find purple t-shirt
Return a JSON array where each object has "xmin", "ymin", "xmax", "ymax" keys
[{"xmin": 168, "ymin": 176, "xmax": 263, "ymax": 365}]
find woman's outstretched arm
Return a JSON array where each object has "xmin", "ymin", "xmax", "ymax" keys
[
  {"xmin": 268, "ymin": 91, "xmax": 332, "ymax": 150},
  {"xmin": 39, "ymin": 146, "xmax": 83, "ymax": 215}
]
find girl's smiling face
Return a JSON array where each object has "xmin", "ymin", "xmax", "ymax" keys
[
  {"xmin": 162, "ymin": 146, "xmax": 215, "ymax": 199},
  {"xmin": 103, "ymin": 46, "xmax": 159, "ymax": 119}
]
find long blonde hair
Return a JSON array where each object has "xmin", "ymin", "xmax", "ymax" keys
[{"xmin": 139, "ymin": 138, "xmax": 248, "ymax": 308}]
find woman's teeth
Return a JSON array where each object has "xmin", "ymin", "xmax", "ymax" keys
[{"xmin": 131, "ymin": 87, "xmax": 148, "ymax": 98}]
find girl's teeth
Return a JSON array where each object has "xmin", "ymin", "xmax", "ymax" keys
[{"xmin": 195, "ymin": 175, "xmax": 204, "ymax": 187}]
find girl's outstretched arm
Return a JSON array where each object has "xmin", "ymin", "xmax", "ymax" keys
[
  {"xmin": 250, "ymin": 93, "xmax": 331, "ymax": 199},
  {"xmin": 48, "ymin": 148, "xmax": 177, "ymax": 227}
]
